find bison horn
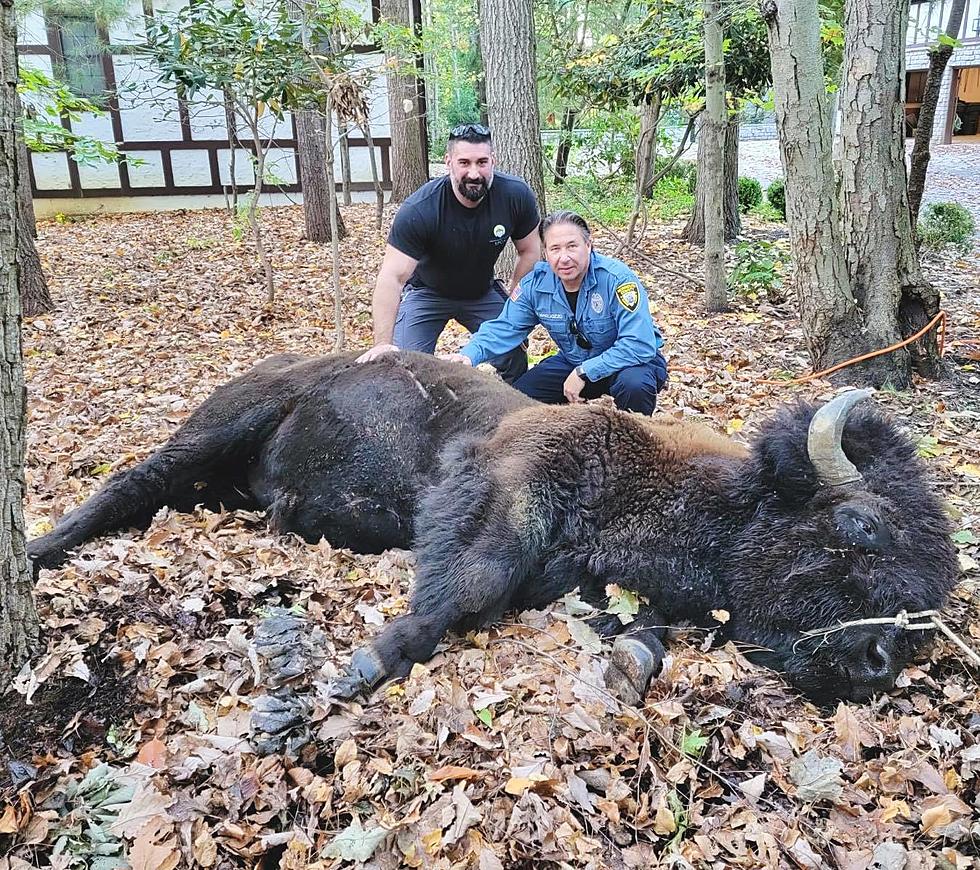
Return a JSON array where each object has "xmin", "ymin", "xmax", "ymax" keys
[{"xmin": 807, "ymin": 389, "xmax": 874, "ymax": 487}]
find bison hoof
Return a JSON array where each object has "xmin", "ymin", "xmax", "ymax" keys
[
  {"xmin": 333, "ymin": 646, "xmax": 386, "ymax": 700},
  {"xmin": 604, "ymin": 637, "xmax": 660, "ymax": 706}
]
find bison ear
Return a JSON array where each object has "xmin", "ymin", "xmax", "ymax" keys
[{"xmin": 833, "ymin": 504, "xmax": 892, "ymax": 552}]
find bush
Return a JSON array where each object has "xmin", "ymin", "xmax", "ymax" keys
[
  {"xmin": 728, "ymin": 238, "xmax": 791, "ymax": 304},
  {"xmin": 917, "ymin": 202, "xmax": 976, "ymax": 254},
  {"xmin": 737, "ymin": 177, "xmax": 763, "ymax": 213},
  {"xmin": 766, "ymin": 179, "xmax": 786, "ymax": 218}
]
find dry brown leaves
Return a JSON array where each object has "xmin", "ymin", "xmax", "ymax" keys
[{"xmin": 1, "ymin": 204, "xmax": 978, "ymax": 869}]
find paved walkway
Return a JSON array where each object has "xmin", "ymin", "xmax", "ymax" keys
[{"xmin": 737, "ymin": 139, "xmax": 980, "ymax": 223}]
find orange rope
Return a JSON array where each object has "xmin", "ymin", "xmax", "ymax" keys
[
  {"xmin": 758, "ymin": 310, "xmax": 948, "ymax": 387},
  {"xmin": 666, "ymin": 311, "xmax": 949, "ymax": 388}
]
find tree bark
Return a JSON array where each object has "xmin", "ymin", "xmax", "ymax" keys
[
  {"xmin": 683, "ymin": 116, "xmax": 740, "ymax": 245},
  {"xmin": 1, "ymin": 0, "xmax": 39, "ymax": 690},
  {"xmin": 324, "ymin": 91, "xmax": 344, "ymax": 350},
  {"xmin": 907, "ymin": 0, "xmax": 966, "ymax": 224},
  {"xmin": 553, "ymin": 106, "xmax": 577, "ymax": 184},
  {"xmin": 381, "ymin": 0, "xmax": 429, "ymax": 202},
  {"xmin": 636, "ymin": 95, "xmax": 661, "ymax": 199},
  {"xmin": 295, "ymin": 107, "xmax": 346, "ymax": 242},
  {"xmin": 339, "ymin": 119, "xmax": 352, "ymax": 206},
  {"xmin": 762, "ymin": 0, "xmax": 863, "ymax": 376},
  {"xmin": 479, "ymin": 0, "xmax": 546, "ymax": 213},
  {"xmin": 840, "ymin": 0, "xmax": 936, "ymax": 385},
  {"xmin": 700, "ymin": 0, "xmax": 728, "ymax": 311},
  {"xmin": 15, "ymin": 92, "xmax": 51, "ymax": 316}
]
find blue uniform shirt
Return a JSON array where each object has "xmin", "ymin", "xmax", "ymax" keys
[{"xmin": 460, "ymin": 252, "xmax": 665, "ymax": 382}]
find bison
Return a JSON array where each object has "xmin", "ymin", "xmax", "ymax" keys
[{"xmin": 28, "ymin": 352, "xmax": 957, "ymax": 705}]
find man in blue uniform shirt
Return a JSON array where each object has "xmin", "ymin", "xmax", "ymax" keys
[{"xmin": 446, "ymin": 211, "xmax": 668, "ymax": 414}]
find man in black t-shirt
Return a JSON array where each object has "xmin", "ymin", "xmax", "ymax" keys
[{"xmin": 356, "ymin": 124, "xmax": 541, "ymax": 382}]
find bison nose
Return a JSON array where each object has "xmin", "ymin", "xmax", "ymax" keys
[{"xmin": 850, "ymin": 634, "xmax": 897, "ymax": 694}]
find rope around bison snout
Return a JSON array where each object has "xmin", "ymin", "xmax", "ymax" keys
[{"xmin": 795, "ymin": 609, "xmax": 980, "ymax": 670}]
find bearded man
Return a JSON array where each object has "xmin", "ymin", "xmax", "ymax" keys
[{"xmin": 356, "ymin": 124, "xmax": 540, "ymax": 382}]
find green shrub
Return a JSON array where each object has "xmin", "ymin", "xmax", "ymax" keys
[
  {"xmin": 766, "ymin": 179, "xmax": 786, "ymax": 218},
  {"xmin": 737, "ymin": 177, "xmax": 763, "ymax": 213},
  {"xmin": 917, "ymin": 201, "xmax": 976, "ymax": 253},
  {"xmin": 728, "ymin": 238, "xmax": 791, "ymax": 304},
  {"xmin": 686, "ymin": 166, "xmax": 698, "ymax": 194}
]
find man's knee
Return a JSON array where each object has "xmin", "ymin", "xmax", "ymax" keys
[{"xmin": 609, "ymin": 363, "xmax": 661, "ymax": 414}]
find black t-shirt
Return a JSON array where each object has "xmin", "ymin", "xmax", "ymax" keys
[{"xmin": 387, "ymin": 172, "xmax": 540, "ymax": 300}]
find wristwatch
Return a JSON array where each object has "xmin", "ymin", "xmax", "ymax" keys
[{"xmin": 574, "ymin": 365, "xmax": 588, "ymax": 382}]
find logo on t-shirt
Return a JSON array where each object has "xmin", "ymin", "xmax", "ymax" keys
[
  {"xmin": 493, "ymin": 224, "xmax": 506, "ymax": 238},
  {"xmin": 591, "ymin": 292, "xmax": 604, "ymax": 314}
]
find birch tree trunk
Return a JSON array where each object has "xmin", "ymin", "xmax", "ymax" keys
[
  {"xmin": 1, "ymin": 0, "xmax": 38, "ymax": 689},
  {"xmin": 701, "ymin": 0, "xmax": 728, "ymax": 311},
  {"xmin": 381, "ymin": 0, "xmax": 428, "ymax": 202},
  {"xmin": 840, "ymin": 0, "xmax": 937, "ymax": 385},
  {"xmin": 907, "ymin": 0, "xmax": 966, "ymax": 224},
  {"xmin": 762, "ymin": 0, "xmax": 863, "ymax": 374},
  {"xmin": 479, "ymin": 0, "xmax": 546, "ymax": 212},
  {"xmin": 683, "ymin": 116, "xmax": 740, "ymax": 245}
]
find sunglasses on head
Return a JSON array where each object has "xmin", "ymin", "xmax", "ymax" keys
[
  {"xmin": 449, "ymin": 123, "xmax": 491, "ymax": 139},
  {"xmin": 569, "ymin": 319, "xmax": 592, "ymax": 350}
]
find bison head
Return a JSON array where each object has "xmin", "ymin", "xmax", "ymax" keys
[{"xmin": 721, "ymin": 391, "xmax": 958, "ymax": 704}]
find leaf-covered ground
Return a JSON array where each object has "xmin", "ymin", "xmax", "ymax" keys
[{"xmin": 2, "ymin": 203, "xmax": 979, "ymax": 869}]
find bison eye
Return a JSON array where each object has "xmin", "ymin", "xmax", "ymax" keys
[{"xmin": 833, "ymin": 505, "xmax": 891, "ymax": 552}]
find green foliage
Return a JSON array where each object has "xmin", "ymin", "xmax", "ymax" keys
[
  {"xmin": 18, "ymin": 67, "xmax": 131, "ymax": 165},
  {"xmin": 679, "ymin": 726, "xmax": 709, "ymax": 758},
  {"xmin": 650, "ymin": 174, "xmax": 694, "ymax": 219},
  {"xmin": 728, "ymin": 238, "xmax": 790, "ymax": 304},
  {"xmin": 917, "ymin": 202, "xmax": 976, "ymax": 254},
  {"xmin": 766, "ymin": 178, "xmax": 786, "ymax": 218},
  {"xmin": 737, "ymin": 176, "xmax": 762, "ymax": 212},
  {"xmin": 139, "ymin": 0, "xmax": 363, "ymax": 116}
]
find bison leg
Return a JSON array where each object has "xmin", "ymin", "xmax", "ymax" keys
[
  {"xmin": 601, "ymin": 607, "xmax": 668, "ymax": 707},
  {"xmin": 28, "ymin": 397, "xmax": 288, "ymax": 570}
]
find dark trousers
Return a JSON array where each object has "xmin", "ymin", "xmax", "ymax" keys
[
  {"xmin": 392, "ymin": 282, "xmax": 527, "ymax": 383},
  {"xmin": 514, "ymin": 353, "xmax": 665, "ymax": 415}
]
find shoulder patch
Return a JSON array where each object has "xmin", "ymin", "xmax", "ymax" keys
[{"xmin": 615, "ymin": 282, "xmax": 640, "ymax": 312}]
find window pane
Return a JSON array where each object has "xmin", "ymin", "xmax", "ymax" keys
[{"xmin": 52, "ymin": 14, "xmax": 107, "ymax": 100}]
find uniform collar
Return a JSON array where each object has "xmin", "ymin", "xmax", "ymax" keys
[{"xmin": 543, "ymin": 251, "xmax": 599, "ymax": 296}]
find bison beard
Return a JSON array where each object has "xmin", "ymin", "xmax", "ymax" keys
[{"xmin": 28, "ymin": 353, "xmax": 958, "ymax": 705}]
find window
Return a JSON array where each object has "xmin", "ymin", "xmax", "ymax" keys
[{"xmin": 50, "ymin": 12, "xmax": 108, "ymax": 100}]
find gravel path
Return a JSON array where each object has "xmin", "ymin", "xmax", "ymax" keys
[{"xmin": 737, "ymin": 138, "xmax": 980, "ymax": 223}]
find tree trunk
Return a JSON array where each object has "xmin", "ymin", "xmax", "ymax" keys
[
  {"xmin": 701, "ymin": 0, "xmax": 728, "ymax": 311},
  {"xmin": 683, "ymin": 116, "xmax": 740, "ymax": 245},
  {"xmin": 339, "ymin": 120, "xmax": 352, "ymax": 206},
  {"xmin": 840, "ymin": 0, "xmax": 936, "ymax": 385},
  {"xmin": 15, "ymin": 92, "xmax": 51, "ymax": 316},
  {"xmin": 762, "ymin": 0, "xmax": 863, "ymax": 376},
  {"xmin": 295, "ymin": 107, "xmax": 346, "ymax": 242},
  {"xmin": 479, "ymin": 0, "xmax": 546, "ymax": 213},
  {"xmin": 636, "ymin": 95, "xmax": 661, "ymax": 199},
  {"xmin": 472, "ymin": 21, "xmax": 489, "ymax": 125},
  {"xmin": 553, "ymin": 106, "xmax": 577, "ymax": 184},
  {"xmin": 907, "ymin": 0, "xmax": 966, "ymax": 224},
  {"xmin": 323, "ymin": 92, "xmax": 344, "ymax": 350},
  {"xmin": 381, "ymin": 0, "xmax": 429, "ymax": 202},
  {"xmin": 1, "ymin": 0, "xmax": 39, "ymax": 689}
]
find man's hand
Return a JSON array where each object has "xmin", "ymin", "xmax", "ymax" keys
[
  {"xmin": 563, "ymin": 369, "xmax": 586, "ymax": 403},
  {"xmin": 438, "ymin": 353, "xmax": 473, "ymax": 366},
  {"xmin": 356, "ymin": 343, "xmax": 400, "ymax": 364}
]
